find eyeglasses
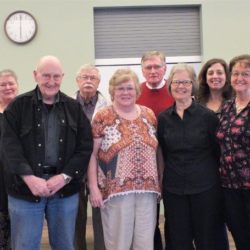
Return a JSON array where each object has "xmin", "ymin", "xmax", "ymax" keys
[
  {"xmin": 115, "ymin": 86, "xmax": 135, "ymax": 93},
  {"xmin": 143, "ymin": 64, "xmax": 164, "ymax": 71},
  {"xmin": 231, "ymin": 71, "xmax": 250, "ymax": 78},
  {"xmin": 171, "ymin": 80, "xmax": 192, "ymax": 86},
  {"xmin": 41, "ymin": 73, "xmax": 63, "ymax": 81},
  {"xmin": 77, "ymin": 75, "xmax": 99, "ymax": 81}
]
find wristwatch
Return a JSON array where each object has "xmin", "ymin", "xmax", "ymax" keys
[{"xmin": 61, "ymin": 173, "xmax": 72, "ymax": 184}]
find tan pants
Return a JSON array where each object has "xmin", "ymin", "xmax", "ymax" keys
[{"xmin": 101, "ymin": 193, "xmax": 157, "ymax": 250}]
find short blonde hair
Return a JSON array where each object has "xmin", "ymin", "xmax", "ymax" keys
[
  {"xmin": 109, "ymin": 68, "xmax": 141, "ymax": 100},
  {"xmin": 168, "ymin": 64, "xmax": 197, "ymax": 96}
]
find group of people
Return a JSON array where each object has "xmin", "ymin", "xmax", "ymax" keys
[{"xmin": 0, "ymin": 51, "xmax": 249, "ymax": 250}]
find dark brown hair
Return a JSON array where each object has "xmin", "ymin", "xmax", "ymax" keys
[{"xmin": 197, "ymin": 58, "xmax": 232, "ymax": 104}]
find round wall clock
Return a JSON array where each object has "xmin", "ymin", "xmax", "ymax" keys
[{"xmin": 4, "ymin": 10, "xmax": 37, "ymax": 44}]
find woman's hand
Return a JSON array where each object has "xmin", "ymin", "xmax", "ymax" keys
[{"xmin": 89, "ymin": 186, "xmax": 104, "ymax": 208}]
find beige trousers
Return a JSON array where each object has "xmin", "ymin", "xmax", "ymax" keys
[{"xmin": 101, "ymin": 193, "xmax": 157, "ymax": 250}]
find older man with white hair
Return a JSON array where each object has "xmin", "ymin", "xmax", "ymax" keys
[{"xmin": 2, "ymin": 56, "xmax": 93, "ymax": 250}]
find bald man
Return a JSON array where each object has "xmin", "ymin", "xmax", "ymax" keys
[{"xmin": 1, "ymin": 55, "xmax": 93, "ymax": 250}]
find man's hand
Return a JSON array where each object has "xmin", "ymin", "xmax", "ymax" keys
[
  {"xmin": 46, "ymin": 174, "xmax": 66, "ymax": 195},
  {"xmin": 22, "ymin": 175, "xmax": 51, "ymax": 197}
]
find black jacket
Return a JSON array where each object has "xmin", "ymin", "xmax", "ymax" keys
[{"xmin": 1, "ymin": 87, "xmax": 93, "ymax": 202}]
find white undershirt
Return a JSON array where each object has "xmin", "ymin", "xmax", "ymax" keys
[{"xmin": 146, "ymin": 79, "xmax": 166, "ymax": 90}]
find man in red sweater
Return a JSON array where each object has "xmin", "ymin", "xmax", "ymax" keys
[
  {"xmin": 136, "ymin": 50, "xmax": 174, "ymax": 250},
  {"xmin": 137, "ymin": 51, "xmax": 174, "ymax": 117}
]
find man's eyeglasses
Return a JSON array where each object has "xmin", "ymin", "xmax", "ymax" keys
[
  {"xmin": 77, "ymin": 75, "xmax": 99, "ymax": 81},
  {"xmin": 171, "ymin": 80, "xmax": 192, "ymax": 86},
  {"xmin": 231, "ymin": 71, "xmax": 250, "ymax": 78},
  {"xmin": 143, "ymin": 65, "xmax": 164, "ymax": 71}
]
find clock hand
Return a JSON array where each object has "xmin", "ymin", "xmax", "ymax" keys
[{"xmin": 19, "ymin": 14, "xmax": 22, "ymax": 40}]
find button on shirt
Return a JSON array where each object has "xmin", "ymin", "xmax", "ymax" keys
[
  {"xmin": 38, "ymin": 91, "xmax": 60, "ymax": 167},
  {"xmin": 157, "ymin": 101, "xmax": 220, "ymax": 195},
  {"xmin": 76, "ymin": 93, "xmax": 98, "ymax": 121}
]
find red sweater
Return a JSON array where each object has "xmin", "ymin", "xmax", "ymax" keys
[{"xmin": 136, "ymin": 82, "xmax": 174, "ymax": 117}]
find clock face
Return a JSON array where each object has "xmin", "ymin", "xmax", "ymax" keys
[{"xmin": 4, "ymin": 11, "xmax": 37, "ymax": 44}]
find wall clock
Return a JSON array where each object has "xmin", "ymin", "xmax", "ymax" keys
[{"xmin": 4, "ymin": 10, "xmax": 37, "ymax": 44}]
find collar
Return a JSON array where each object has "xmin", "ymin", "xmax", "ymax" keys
[
  {"xmin": 146, "ymin": 79, "xmax": 166, "ymax": 89},
  {"xmin": 36, "ymin": 86, "xmax": 60, "ymax": 104},
  {"xmin": 170, "ymin": 99, "xmax": 196, "ymax": 115},
  {"xmin": 77, "ymin": 91, "xmax": 98, "ymax": 105}
]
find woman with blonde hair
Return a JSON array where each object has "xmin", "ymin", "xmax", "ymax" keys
[{"xmin": 88, "ymin": 68, "xmax": 160, "ymax": 250}]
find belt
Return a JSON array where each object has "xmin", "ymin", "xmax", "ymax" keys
[{"xmin": 42, "ymin": 166, "xmax": 57, "ymax": 175}]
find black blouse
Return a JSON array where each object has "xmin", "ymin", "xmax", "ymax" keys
[
  {"xmin": 0, "ymin": 113, "xmax": 8, "ymax": 212},
  {"xmin": 157, "ymin": 101, "xmax": 220, "ymax": 195}
]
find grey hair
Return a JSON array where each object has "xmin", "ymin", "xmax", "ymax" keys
[
  {"xmin": 76, "ymin": 64, "xmax": 101, "ymax": 80},
  {"xmin": 0, "ymin": 69, "xmax": 18, "ymax": 82},
  {"xmin": 141, "ymin": 50, "xmax": 166, "ymax": 66},
  {"xmin": 168, "ymin": 63, "xmax": 197, "ymax": 96}
]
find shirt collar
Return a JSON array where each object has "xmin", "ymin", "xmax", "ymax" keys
[
  {"xmin": 170, "ymin": 99, "xmax": 196, "ymax": 115},
  {"xmin": 37, "ymin": 87, "xmax": 60, "ymax": 103},
  {"xmin": 146, "ymin": 79, "xmax": 166, "ymax": 89},
  {"xmin": 77, "ymin": 91, "xmax": 98, "ymax": 106}
]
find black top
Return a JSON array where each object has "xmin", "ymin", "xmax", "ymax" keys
[
  {"xmin": 0, "ymin": 113, "xmax": 8, "ymax": 212},
  {"xmin": 37, "ymin": 89, "xmax": 61, "ymax": 168},
  {"xmin": 157, "ymin": 101, "xmax": 220, "ymax": 195}
]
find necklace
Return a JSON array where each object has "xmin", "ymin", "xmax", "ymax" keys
[
  {"xmin": 235, "ymin": 98, "xmax": 250, "ymax": 114},
  {"xmin": 236, "ymin": 105, "xmax": 245, "ymax": 114}
]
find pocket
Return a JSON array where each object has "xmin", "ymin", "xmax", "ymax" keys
[
  {"xmin": 20, "ymin": 126, "xmax": 32, "ymax": 138},
  {"xmin": 69, "ymin": 124, "xmax": 77, "ymax": 134}
]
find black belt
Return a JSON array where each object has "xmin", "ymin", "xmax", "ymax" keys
[{"xmin": 42, "ymin": 166, "xmax": 57, "ymax": 175}]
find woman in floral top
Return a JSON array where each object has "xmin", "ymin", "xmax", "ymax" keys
[
  {"xmin": 216, "ymin": 54, "xmax": 250, "ymax": 249},
  {"xmin": 88, "ymin": 68, "xmax": 161, "ymax": 250}
]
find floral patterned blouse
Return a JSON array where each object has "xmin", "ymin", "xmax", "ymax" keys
[
  {"xmin": 92, "ymin": 105, "xmax": 161, "ymax": 202},
  {"xmin": 216, "ymin": 99, "xmax": 250, "ymax": 189}
]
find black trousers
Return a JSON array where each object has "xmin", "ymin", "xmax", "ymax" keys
[
  {"xmin": 163, "ymin": 186, "xmax": 221, "ymax": 250},
  {"xmin": 154, "ymin": 203, "xmax": 163, "ymax": 250},
  {"xmin": 75, "ymin": 182, "xmax": 88, "ymax": 250},
  {"xmin": 223, "ymin": 188, "xmax": 250, "ymax": 250},
  {"xmin": 75, "ymin": 182, "xmax": 106, "ymax": 250}
]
